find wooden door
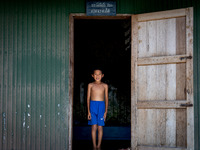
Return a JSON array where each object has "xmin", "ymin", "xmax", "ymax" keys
[{"xmin": 131, "ymin": 8, "xmax": 193, "ymax": 150}]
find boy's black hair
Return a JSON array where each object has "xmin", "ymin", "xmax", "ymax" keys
[
  {"xmin": 90, "ymin": 66, "xmax": 104, "ymax": 74},
  {"xmin": 92, "ymin": 68, "xmax": 103, "ymax": 74}
]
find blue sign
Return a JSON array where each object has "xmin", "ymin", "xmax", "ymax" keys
[{"xmin": 86, "ymin": 1, "xmax": 116, "ymax": 16}]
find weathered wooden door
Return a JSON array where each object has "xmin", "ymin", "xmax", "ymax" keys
[{"xmin": 131, "ymin": 8, "xmax": 193, "ymax": 150}]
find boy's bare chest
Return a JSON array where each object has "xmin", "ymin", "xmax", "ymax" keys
[{"xmin": 91, "ymin": 85, "xmax": 105, "ymax": 93}]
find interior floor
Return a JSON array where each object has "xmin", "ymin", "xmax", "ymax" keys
[{"xmin": 73, "ymin": 140, "xmax": 131, "ymax": 150}]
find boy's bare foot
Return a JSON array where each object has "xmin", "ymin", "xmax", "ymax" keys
[{"xmin": 96, "ymin": 145, "xmax": 101, "ymax": 148}]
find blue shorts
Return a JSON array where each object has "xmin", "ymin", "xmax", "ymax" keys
[{"xmin": 88, "ymin": 100, "xmax": 105, "ymax": 126}]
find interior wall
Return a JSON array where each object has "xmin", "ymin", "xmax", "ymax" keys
[{"xmin": 73, "ymin": 19, "xmax": 131, "ymax": 127}]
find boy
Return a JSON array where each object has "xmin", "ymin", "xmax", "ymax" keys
[{"xmin": 87, "ymin": 69, "xmax": 108, "ymax": 149}]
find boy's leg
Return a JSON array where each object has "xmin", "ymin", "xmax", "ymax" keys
[
  {"xmin": 91, "ymin": 124, "xmax": 97, "ymax": 148},
  {"xmin": 97, "ymin": 126, "xmax": 103, "ymax": 148}
]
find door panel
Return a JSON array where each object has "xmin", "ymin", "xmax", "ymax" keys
[
  {"xmin": 138, "ymin": 19, "xmax": 177, "ymax": 58},
  {"xmin": 131, "ymin": 8, "xmax": 193, "ymax": 150},
  {"xmin": 138, "ymin": 64, "xmax": 186, "ymax": 101},
  {"xmin": 137, "ymin": 109, "xmax": 178, "ymax": 146}
]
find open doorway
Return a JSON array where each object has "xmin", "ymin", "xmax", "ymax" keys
[{"xmin": 72, "ymin": 18, "xmax": 131, "ymax": 150}]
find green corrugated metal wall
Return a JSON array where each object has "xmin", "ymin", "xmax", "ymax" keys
[
  {"xmin": 193, "ymin": 1, "xmax": 200, "ymax": 149},
  {"xmin": 0, "ymin": 0, "xmax": 199, "ymax": 150},
  {"xmin": 0, "ymin": 1, "xmax": 70, "ymax": 150}
]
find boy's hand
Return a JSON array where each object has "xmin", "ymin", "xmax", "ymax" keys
[
  {"xmin": 103, "ymin": 112, "xmax": 107, "ymax": 120},
  {"xmin": 88, "ymin": 113, "xmax": 91, "ymax": 120}
]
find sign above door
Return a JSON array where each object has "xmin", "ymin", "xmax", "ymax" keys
[{"xmin": 86, "ymin": 1, "xmax": 116, "ymax": 16}]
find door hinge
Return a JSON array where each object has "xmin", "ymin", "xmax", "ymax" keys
[
  {"xmin": 180, "ymin": 103, "xmax": 193, "ymax": 107},
  {"xmin": 180, "ymin": 56, "xmax": 192, "ymax": 60}
]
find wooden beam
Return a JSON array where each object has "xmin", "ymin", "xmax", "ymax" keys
[
  {"xmin": 131, "ymin": 14, "xmax": 138, "ymax": 150},
  {"xmin": 138, "ymin": 8, "xmax": 186, "ymax": 22},
  {"xmin": 137, "ymin": 100, "xmax": 187, "ymax": 109},
  {"xmin": 137, "ymin": 55, "xmax": 188, "ymax": 66},
  {"xmin": 71, "ymin": 13, "xmax": 131, "ymax": 19},
  {"xmin": 69, "ymin": 14, "xmax": 74, "ymax": 150},
  {"xmin": 176, "ymin": 17, "xmax": 187, "ymax": 148},
  {"xmin": 186, "ymin": 7, "xmax": 194, "ymax": 150},
  {"xmin": 138, "ymin": 145, "xmax": 186, "ymax": 150}
]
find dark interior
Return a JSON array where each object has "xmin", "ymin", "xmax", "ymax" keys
[{"xmin": 73, "ymin": 18, "xmax": 131, "ymax": 149}]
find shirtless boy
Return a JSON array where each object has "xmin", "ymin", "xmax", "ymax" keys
[{"xmin": 87, "ymin": 69, "xmax": 108, "ymax": 149}]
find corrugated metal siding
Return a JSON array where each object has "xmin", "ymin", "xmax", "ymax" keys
[
  {"xmin": 69, "ymin": 0, "xmax": 85, "ymax": 13},
  {"xmin": 117, "ymin": 0, "xmax": 194, "ymax": 14},
  {"xmin": 0, "ymin": 1, "xmax": 69, "ymax": 150},
  {"xmin": 194, "ymin": 1, "xmax": 200, "ymax": 150},
  {"xmin": 0, "ymin": 0, "xmax": 200, "ymax": 150}
]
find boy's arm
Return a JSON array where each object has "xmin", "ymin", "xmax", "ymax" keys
[
  {"xmin": 104, "ymin": 84, "xmax": 109, "ymax": 118},
  {"xmin": 87, "ymin": 83, "xmax": 92, "ymax": 120}
]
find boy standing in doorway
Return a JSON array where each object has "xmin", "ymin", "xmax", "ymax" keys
[{"xmin": 87, "ymin": 69, "xmax": 108, "ymax": 149}]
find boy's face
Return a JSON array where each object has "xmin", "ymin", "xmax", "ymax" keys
[{"xmin": 92, "ymin": 70, "xmax": 104, "ymax": 82}]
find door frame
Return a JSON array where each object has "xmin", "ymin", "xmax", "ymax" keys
[{"xmin": 68, "ymin": 13, "xmax": 132, "ymax": 150}]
